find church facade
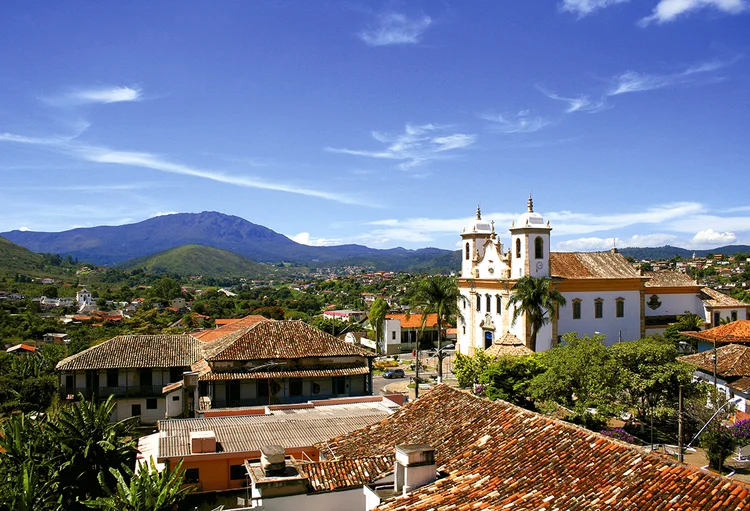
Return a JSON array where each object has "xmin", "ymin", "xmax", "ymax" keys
[{"xmin": 456, "ymin": 198, "xmax": 748, "ymax": 355}]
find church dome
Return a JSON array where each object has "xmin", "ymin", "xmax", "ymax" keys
[
  {"xmin": 463, "ymin": 205, "xmax": 492, "ymax": 234},
  {"xmin": 515, "ymin": 196, "xmax": 545, "ymax": 227}
]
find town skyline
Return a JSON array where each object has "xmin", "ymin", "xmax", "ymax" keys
[{"xmin": 1, "ymin": 1, "xmax": 748, "ymax": 251}]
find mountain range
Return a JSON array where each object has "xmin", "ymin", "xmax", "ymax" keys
[
  {"xmin": 2, "ymin": 212, "xmax": 749, "ymax": 276},
  {"xmin": 1, "ymin": 212, "xmax": 462, "ymax": 272}
]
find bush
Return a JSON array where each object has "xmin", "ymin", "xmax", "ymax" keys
[
  {"xmin": 601, "ymin": 428, "xmax": 638, "ymax": 444},
  {"xmin": 702, "ymin": 423, "xmax": 737, "ymax": 471}
]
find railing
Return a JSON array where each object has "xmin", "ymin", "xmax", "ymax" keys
[
  {"xmin": 58, "ymin": 385, "xmax": 166, "ymax": 400},
  {"xmin": 207, "ymin": 393, "xmax": 340, "ymax": 410}
]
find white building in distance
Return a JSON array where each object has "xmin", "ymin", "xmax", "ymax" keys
[{"xmin": 456, "ymin": 198, "xmax": 748, "ymax": 355}]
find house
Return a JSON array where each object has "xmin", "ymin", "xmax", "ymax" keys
[
  {"xmin": 294, "ymin": 385, "xmax": 750, "ymax": 510},
  {"xmin": 56, "ymin": 335, "xmax": 204, "ymax": 424},
  {"xmin": 76, "ymin": 288, "xmax": 93, "ymax": 308},
  {"xmin": 381, "ymin": 313, "xmax": 439, "ymax": 355},
  {"xmin": 136, "ymin": 396, "xmax": 401, "ymax": 493},
  {"xmin": 678, "ymin": 343, "xmax": 750, "ymax": 412},
  {"xmin": 43, "ymin": 333, "xmax": 70, "ymax": 343},
  {"xmin": 6, "ymin": 343, "xmax": 38, "ymax": 355},
  {"xmin": 323, "ymin": 310, "xmax": 366, "ymax": 322},
  {"xmin": 457, "ymin": 199, "xmax": 749, "ymax": 354},
  {"xmin": 56, "ymin": 318, "xmax": 376, "ymax": 423},
  {"xmin": 192, "ymin": 315, "xmax": 271, "ymax": 343}
]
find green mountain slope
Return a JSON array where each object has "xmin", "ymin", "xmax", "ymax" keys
[{"xmin": 118, "ymin": 244, "xmax": 275, "ymax": 278}]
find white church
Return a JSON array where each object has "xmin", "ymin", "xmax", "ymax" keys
[{"xmin": 456, "ymin": 197, "xmax": 749, "ymax": 355}]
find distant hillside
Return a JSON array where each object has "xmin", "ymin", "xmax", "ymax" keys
[
  {"xmin": 619, "ymin": 245, "xmax": 750, "ymax": 260},
  {"xmin": 0, "ymin": 236, "xmax": 43, "ymax": 272},
  {"xmin": 0, "ymin": 212, "xmax": 460, "ymax": 272},
  {"xmin": 118, "ymin": 244, "xmax": 275, "ymax": 278}
]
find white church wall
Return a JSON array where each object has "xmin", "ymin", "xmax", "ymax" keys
[
  {"xmin": 644, "ymin": 292, "xmax": 702, "ymax": 318},
  {"xmin": 557, "ymin": 290, "xmax": 641, "ymax": 346}
]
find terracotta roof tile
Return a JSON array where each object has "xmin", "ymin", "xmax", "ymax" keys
[
  {"xmin": 644, "ymin": 271, "xmax": 699, "ymax": 287},
  {"xmin": 192, "ymin": 315, "xmax": 271, "ymax": 342},
  {"xmin": 681, "ymin": 320, "xmax": 750, "ymax": 343},
  {"xmin": 302, "ymin": 456, "xmax": 393, "ymax": 493},
  {"xmin": 551, "ymin": 252, "xmax": 641, "ymax": 279},
  {"xmin": 385, "ymin": 313, "xmax": 439, "ymax": 329},
  {"xmin": 56, "ymin": 335, "xmax": 203, "ymax": 371},
  {"xmin": 204, "ymin": 320, "xmax": 374, "ymax": 361},
  {"xmin": 318, "ymin": 386, "xmax": 750, "ymax": 511},
  {"xmin": 701, "ymin": 287, "xmax": 749, "ymax": 308},
  {"xmin": 484, "ymin": 332, "xmax": 533, "ymax": 357},
  {"xmin": 678, "ymin": 344, "xmax": 750, "ymax": 377}
]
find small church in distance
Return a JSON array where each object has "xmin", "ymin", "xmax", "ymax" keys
[{"xmin": 456, "ymin": 197, "xmax": 748, "ymax": 355}]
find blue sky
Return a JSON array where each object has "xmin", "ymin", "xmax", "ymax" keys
[{"xmin": 1, "ymin": 1, "xmax": 749, "ymax": 253}]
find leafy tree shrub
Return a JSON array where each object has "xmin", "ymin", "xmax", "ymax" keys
[
  {"xmin": 702, "ymin": 423, "xmax": 737, "ymax": 471},
  {"xmin": 453, "ymin": 351, "xmax": 492, "ymax": 388},
  {"xmin": 479, "ymin": 355, "xmax": 544, "ymax": 410},
  {"xmin": 601, "ymin": 428, "xmax": 638, "ymax": 444}
]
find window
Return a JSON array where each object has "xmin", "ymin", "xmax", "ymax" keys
[
  {"xmin": 312, "ymin": 382, "xmax": 321, "ymax": 395},
  {"xmin": 594, "ymin": 299, "xmax": 603, "ymax": 319},
  {"xmin": 486, "ymin": 294, "xmax": 491, "ymax": 313},
  {"xmin": 146, "ymin": 398, "xmax": 157, "ymax": 410},
  {"xmin": 170, "ymin": 367, "xmax": 184, "ymax": 383},
  {"xmin": 106, "ymin": 369, "xmax": 118, "ymax": 388},
  {"xmin": 476, "ymin": 295, "xmax": 481, "ymax": 311},
  {"xmin": 257, "ymin": 379, "xmax": 269, "ymax": 397},
  {"xmin": 131, "ymin": 404, "xmax": 141, "ymax": 417},
  {"xmin": 535, "ymin": 237, "xmax": 543, "ymax": 259},
  {"xmin": 172, "ymin": 395, "xmax": 180, "ymax": 402},
  {"xmin": 732, "ymin": 311, "xmax": 738, "ymax": 322},
  {"xmin": 484, "ymin": 331, "xmax": 493, "ymax": 349},
  {"xmin": 714, "ymin": 312, "xmax": 721, "ymax": 326},
  {"xmin": 616, "ymin": 298, "xmax": 625, "ymax": 318},
  {"xmin": 184, "ymin": 468, "xmax": 200, "ymax": 484},
  {"xmin": 289, "ymin": 378, "xmax": 303, "ymax": 396},
  {"xmin": 333, "ymin": 377, "xmax": 346, "ymax": 395},
  {"xmin": 65, "ymin": 374, "xmax": 74, "ymax": 391},
  {"xmin": 392, "ymin": 331, "xmax": 396, "ymax": 340},
  {"xmin": 230, "ymin": 465, "xmax": 246, "ymax": 481},
  {"xmin": 139, "ymin": 369, "xmax": 152, "ymax": 386},
  {"xmin": 496, "ymin": 295, "xmax": 502, "ymax": 314},
  {"xmin": 465, "ymin": 243, "xmax": 470, "ymax": 260},
  {"xmin": 572, "ymin": 300, "xmax": 581, "ymax": 320},
  {"xmin": 515, "ymin": 238, "xmax": 521, "ymax": 258}
]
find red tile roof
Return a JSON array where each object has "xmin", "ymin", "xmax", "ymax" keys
[
  {"xmin": 192, "ymin": 315, "xmax": 271, "ymax": 342},
  {"xmin": 56, "ymin": 335, "xmax": 204, "ymax": 370},
  {"xmin": 385, "ymin": 313, "xmax": 439, "ymax": 329},
  {"xmin": 302, "ymin": 456, "xmax": 393, "ymax": 493},
  {"xmin": 204, "ymin": 320, "xmax": 374, "ymax": 361},
  {"xmin": 678, "ymin": 343, "xmax": 750, "ymax": 377},
  {"xmin": 681, "ymin": 320, "xmax": 750, "ymax": 343},
  {"xmin": 551, "ymin": 252, "xmax": 640, "ymax": 279},
  {"xmin": 320, "ymin": 386, "xmax": 750, "ymax": 511},
  {"xmin": 701, "ymin": 288, "xmax": 749, "ymax": 308},
  {"xmin": 644, "ymin": 271, "xmax": 699, "ymax": 287}
]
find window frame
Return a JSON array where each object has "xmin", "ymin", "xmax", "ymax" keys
[
  {"xmin": 594, "ymin": 298, "xmax": 603, "ymax": 319},
  {"xmin": 534, "ymin": 237, "xmax": 543, "ymax": 259},
  {"xmin": 572, "ymin": 299, "xmax": 581, "ymax": 320},
  {"xmin": 616, "ymin": 298, "xmax": 625, "ymax": 318}
]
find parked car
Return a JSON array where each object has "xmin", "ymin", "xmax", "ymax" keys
[{"xmin": 383, "ymin": 368, "xmax": 405, "ymax": 379}]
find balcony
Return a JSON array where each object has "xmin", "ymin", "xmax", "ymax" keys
[{"xmin": 58, "ymin": 385, "xmax": 166, "ymax": 400}]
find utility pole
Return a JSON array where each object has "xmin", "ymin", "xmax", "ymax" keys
[
  {"xmin": 414, "ymin": 333, "xmax": 420, "ymax": 400},
  {"xmin": 678, "ymin": 384, "xmax": 684, "ymax": 463}
]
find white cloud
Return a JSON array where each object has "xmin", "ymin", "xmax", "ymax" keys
[
  {"xmin": 607, "ymin": 59, "xmax": 733, "ymax": 95},
  {"xmin": 560, "ymin": 0, "xmax": 631, "ymax": 17},
  {"xmin": 18, "ymin": 226, "xmax": 30, "ymax": 232},
  {"xmin": 480, "ymin": 111, "xmax": 551, "ymax": 133},
  {"xmin": 640, "ymin": 0, "xmax": 746, "ymax": 25},
  {"xmin": 692, "ymin": 228, "xmax": 737, "ymax": 245},
  {"xmin": 359, "ymin": 12, "xmax": 433, "ymax": 46},
  {"xmin": 537, "ymin": 88, "xmax": 608, "ymax": 113},
  {"xmin": 289, "ymin": 232, "xmax": 341, "ymax": 246},
  {"xmin": 0, "ymin": 130, "xmax": 361, "ymax": 205},
  {"xmin": 326, "ymin": 124, "xmax": 476, "ymax": 170},
  {"xmin": 556, "ymin": 237, "xmax": 621, "ymax": 251},
  {"xmin": 45, "ymin": 86, "xmax": 143, "ymax": 107},
  {"xmin": 154, "ymin": 211, "xmax": 179, "ymax": 217}
]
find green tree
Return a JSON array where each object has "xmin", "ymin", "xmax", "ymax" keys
[
  {"xmin": 701, "ymin": 423, "xmax": 737, "ymax": 472},
  {"xmin": 41, "ymin": 285, "xmax": 58, "ymax": 298},
  {"xmin": 52, "ymin": 395, "xmax": 137, "ymax": 509},
  {"xmin": 453, "ymin": 350, "xmax": 492, "ymax": 388},
  {"xmin": 410, "ymin": 275, "xmax": 460, "ymax": 382},
  {"xmin": 480, "ymin": 355, "xmax": 545, "ymax": 410},
  {"xmin": 368, "ymin": 298, "xmax": 389, "ymax": 354},
  {"xmin": 528, "ymin": 333, "xmax": 617, "ymax": 424},
  {"xmin": 84, "ymin": 459, "xmax": 194, "ymax": 511},
  {"xmin": 149, "ymin": 277, "xmax": 183, "ymax": 303},
  {"xmin": 609, "ymin": 336, "xmax": 695, "ymax": 428},
  {"xmin": 506, "ymin": 276, "xmax": 566, "ymax": 352}
]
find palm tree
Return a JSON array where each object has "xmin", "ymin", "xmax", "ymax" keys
[
  {"xmin": 507, "ymin": 276, "xmax": 566, "ymax": 352},
  {"xmin": 412, "ymin": 275, "xmax": 460, "ymax": 383},
  {"xmin": 368, "ymin": 298, "xmax": 389, "ymax": 355}
]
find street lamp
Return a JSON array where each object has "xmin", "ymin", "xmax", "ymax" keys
[{"xmin": 685, "ymin": 396, "xmax": 742, "ymax": 452}]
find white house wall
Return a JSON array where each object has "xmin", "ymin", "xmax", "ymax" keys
[
  {"xmin": 644, "ymin": 292, "xmax": 702, "ymax": 318},
  {"xmin": 558, "ymin": 290, "xmax": 641, "ymax": 346}
]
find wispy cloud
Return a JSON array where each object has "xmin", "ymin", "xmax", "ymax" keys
[
  {"xmin": 0, "ymin": 130, "xmax": 361, "ymax": 205},
  {"xmin": 45, "ymin": 86, "xmax": 143, "ymax": 107},
  {"xmin": 480, "ymin": 111, "xmax": 551, "ymax": 133},
  {"xmin": 559, "ymin": 0, "xmax": 631, "ymax": 17},
  {"xmin": 640, "ymin": 0, "xmax": 747, "ymax": 25},
  {"xmin": 607, "ymin": 59, "xmax": 736, "ymax": 95},
  {"xmin": 326, "ymin": 124, "xmax": 476, "ymax": 170},
  {"xmin": 536, "ymin": 87, "xmax": 608, "ymax": 113},
  {"xmin": 358, "ymin": 12, "xmax": 433, "ymax": 46}
]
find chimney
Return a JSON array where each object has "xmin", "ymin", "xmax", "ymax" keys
[
  {"xmin": 393, "ymin": 444, "xmax": 436, "ymax": 495},
  {"xmin": 189, "ymin": 430, "xmax": 216, "ymax": 454},
  {"xmin": 260, "ymin": 445, "xmax": 287, "ymax": 477}
]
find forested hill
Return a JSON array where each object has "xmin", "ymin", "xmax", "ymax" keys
[{"xmin": 618, "ymin": 245, "xmax": 750, "ymax": 260}]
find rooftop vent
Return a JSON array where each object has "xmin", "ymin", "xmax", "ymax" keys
[
  {"xmin": 189, "ymin": 430, "xmax": 216, "ymax": 454},
  {"xmin": 394, "ymin": 444, "xmax": 436, "ymax": 495}
]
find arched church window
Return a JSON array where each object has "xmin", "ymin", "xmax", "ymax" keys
[
  {"xmin": 465, "ymin": 243, "xmax": 470, "ymax": 260},
  {"xmin": 486, "ymin": 294, "xmax": 491, "ymax": 313},
  {"xmin": 515, "ymin": 239, "xmax": 521, "ymax": 258},
  {"xmin": 535, "ymin": 237, "xmax": 543, "ymax": 259}
]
